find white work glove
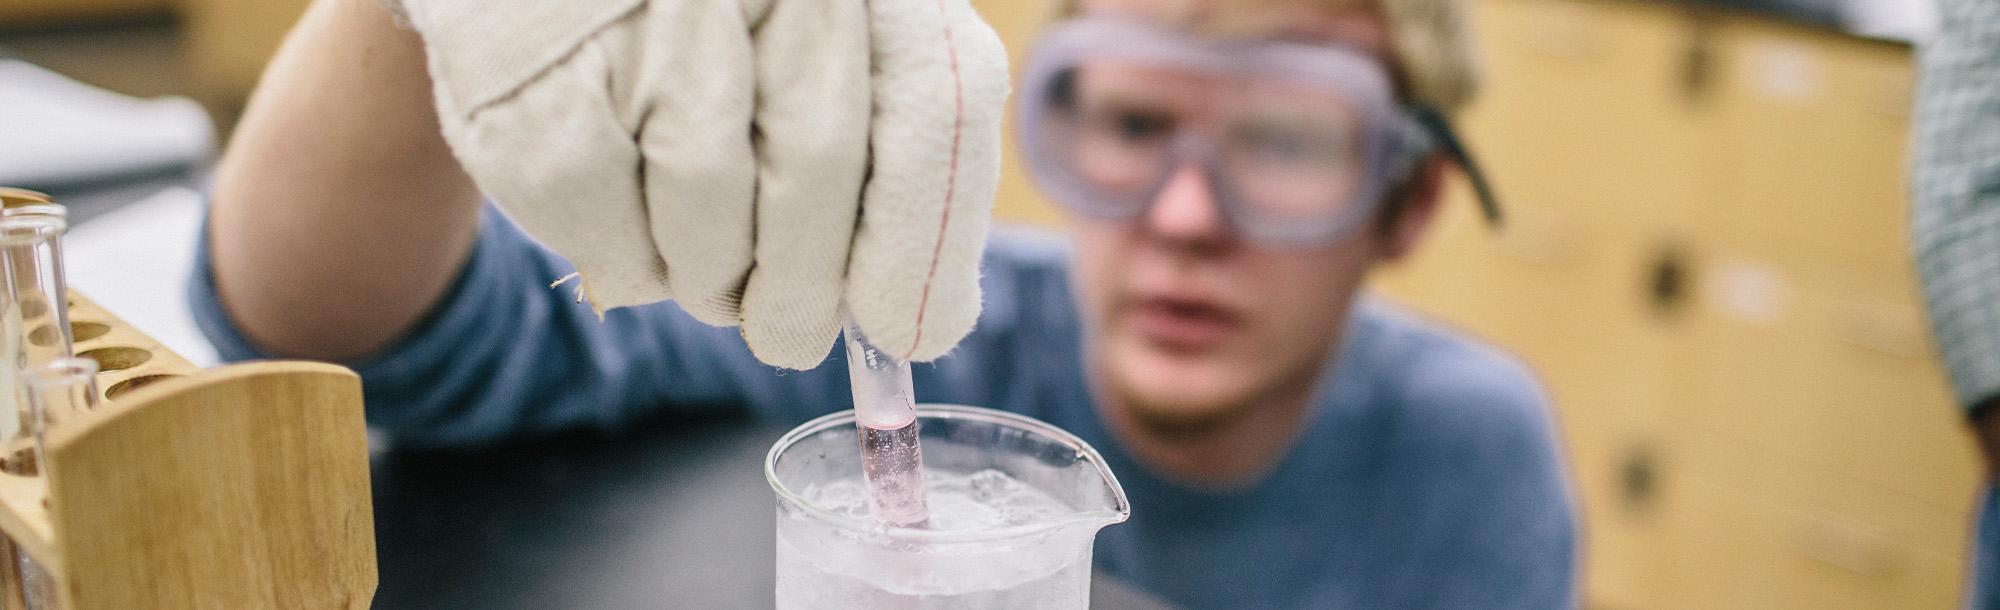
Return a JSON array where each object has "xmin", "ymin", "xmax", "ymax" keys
[{"xmin": 382, "ymin": 0, "xmax": 1007, "ymax": 370}]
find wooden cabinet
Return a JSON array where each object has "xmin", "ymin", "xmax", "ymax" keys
[{"xmin": 1375, "ymin": 0, "xmax": 1975, "ymax": 608}]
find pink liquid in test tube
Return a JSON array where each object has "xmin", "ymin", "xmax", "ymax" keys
[
  {"xmin": 843, "ymin": 318, "xmax": 930, "ymax": 528},
  {"xmin": 859, "ymin": 422, "xmax": 928, "ymax": 527}
]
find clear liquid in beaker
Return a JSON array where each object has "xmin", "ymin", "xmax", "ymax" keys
[
  {"xmin": 779, "ymin": 469, "xmax": 1091, "ymax": 608},
  {"xmin": 807, "ymin": 469, "xmax": 1071, "ymax": 531}
]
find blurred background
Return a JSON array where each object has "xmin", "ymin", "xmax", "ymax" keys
[{"xmin": 0, "ymin": 0, "xmax": 1968, "ymax": 607}]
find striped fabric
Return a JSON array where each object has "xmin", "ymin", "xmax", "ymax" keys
[{"xmin": 1913, "ymin": 0, "xmax": 2000, "ymax": 415}]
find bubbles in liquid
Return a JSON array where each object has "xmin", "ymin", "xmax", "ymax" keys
[
  {"xmin": 860, "ymin": 423, "xmax": 929, "ymax": 527},
  {"xmin": 802, "ymin": 469, "xmax": 1072, "ymax": 531}
]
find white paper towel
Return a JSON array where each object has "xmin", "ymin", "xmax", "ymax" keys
[{"xmin": 0, "ymin": 60, "xmax": 214, "ymax": 187}]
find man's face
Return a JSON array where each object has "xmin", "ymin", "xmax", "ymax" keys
[{"xmin": 1069, "ymin": 0, "xmax": 1407, "ymax": 436}]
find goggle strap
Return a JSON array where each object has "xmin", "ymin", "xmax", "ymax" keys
[{"xmin": 1410, "ymin": 105, "xmax": 1504, "ymax": 227}]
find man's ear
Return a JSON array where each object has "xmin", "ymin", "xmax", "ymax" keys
[{"xmin": 1378, "ymin": 153, "xmax": 1451, "ymax": 261}]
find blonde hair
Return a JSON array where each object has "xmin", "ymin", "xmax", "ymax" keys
[{"xmin": 1043, "ymin": 0, "xmax": 1482, "ymax": 114}]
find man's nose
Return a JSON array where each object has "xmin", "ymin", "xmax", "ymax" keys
[{"xmin": 1141, "ymin": 163, "xmax": 1232, "ymax": 252}]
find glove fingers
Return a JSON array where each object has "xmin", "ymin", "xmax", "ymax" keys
[
  {"xmin": 445, "ymin": 18, "xmax": 669, "ymax": 311},
  {"xmin": 848, "ymin": 0, "xmax": 1010, "ymax": 362},
  {"xmin": 403, "ymin": 0, "xmax": 643, "ymax": 118},
  {"xmin": 636, "ymin": 0, "xmax": 760, "ymax": 327},
  {"xmin": 735, "ymin": 0, "xmax": 873, "ymax": 370}
]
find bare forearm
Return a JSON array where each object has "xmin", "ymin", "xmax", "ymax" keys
[{"xmin": 209, "ymin": 0, "xmax": 481, "ymax": 360}]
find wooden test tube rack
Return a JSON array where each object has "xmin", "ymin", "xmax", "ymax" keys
[{"xmin": 0, "ymin": 291, "xmax": 376, "ymax": 608}]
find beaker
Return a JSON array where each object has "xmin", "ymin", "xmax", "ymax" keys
[{"xmin": 766, "ymin": 404, "xmax": 1129, "ymax": 609}]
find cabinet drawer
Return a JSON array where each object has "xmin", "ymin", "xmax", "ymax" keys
[
  {"xmin": 1650, "ymin": 469, "xmax": 1963, "ymax": 609},
  {"xmin": 1680, "ymin": 259, "xmax": 1978, "ymax": 512},
  {"xmin": 1468, "ymin": 0, "xmax": 1712, "ymax": 235},
  {"xmin": 1677, "ymin": 426, "xmax": 1972, "ymax": 561},
  {"xmin": 1693, "ymin": 18, "xmax": 1916, "ymax": 298}
]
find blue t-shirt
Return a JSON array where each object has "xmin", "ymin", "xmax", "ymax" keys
[{"xmin": 191, "ymin": 207, "xmax": 1576, "ymax": 609}]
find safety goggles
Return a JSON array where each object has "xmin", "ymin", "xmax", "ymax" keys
[{"xmin": 1016, "ymin": 17, "xmax": 1500, "ymax": 246}]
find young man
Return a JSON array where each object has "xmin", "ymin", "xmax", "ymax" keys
[{"xmin": 200, "ymin": 0, "xmax": 1576, "ymax": 607}]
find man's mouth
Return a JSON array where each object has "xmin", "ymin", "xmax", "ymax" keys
[{"xmin": 1126, "ymin": 295, "xmax": 1243, "ymax": 351}]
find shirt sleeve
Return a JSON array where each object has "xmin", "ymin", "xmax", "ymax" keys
[
  {"xmin": 190, "ymin": 205, "xmax": 849, "ymax": 448},
  {"xmin": 1913, "ymin": 0, "xmax": 2000, "ymax": 415}
]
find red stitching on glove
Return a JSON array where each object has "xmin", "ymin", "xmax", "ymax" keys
[{"xmin": 907, "ymin": 0, "xmax": 965, "ymax": 360}]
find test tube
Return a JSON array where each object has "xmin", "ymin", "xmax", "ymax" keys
[
  {"xmin": 0, "ymin": 204, "xmax": 74, "ymax": 610},
  {"xmin": 26, "ymin": 357, "xmax": 99, "ymax": 463},
  {"xmin": 0, "ymin": 204, "xmax": 73, "ymax": 476},
  {"xmin": 0, "ymin": 294, "xmax": 35, "ymax": 609},
  {"xmin": 1, "ymin": 207, "xmax": 74, "ymax": 370},
  {"xmin": 841, "ymin": 317, "xmax": 930, "ymax": 528},
  {"xmin": 0, "ymin": 347, "xmax": 26, "ymax": 610},
  {"xmin": 13, "ymin": 358, "xmax": 98, "ymax": 609}
]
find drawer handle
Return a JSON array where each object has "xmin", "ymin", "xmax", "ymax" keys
[
  {"xmin": 1648, "ymin": 246, "xmax": 1689, "ymax": 316},
  {"xmin": 1621, "ymin": 445, "xmax": 1659, "ymax": 512}
]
